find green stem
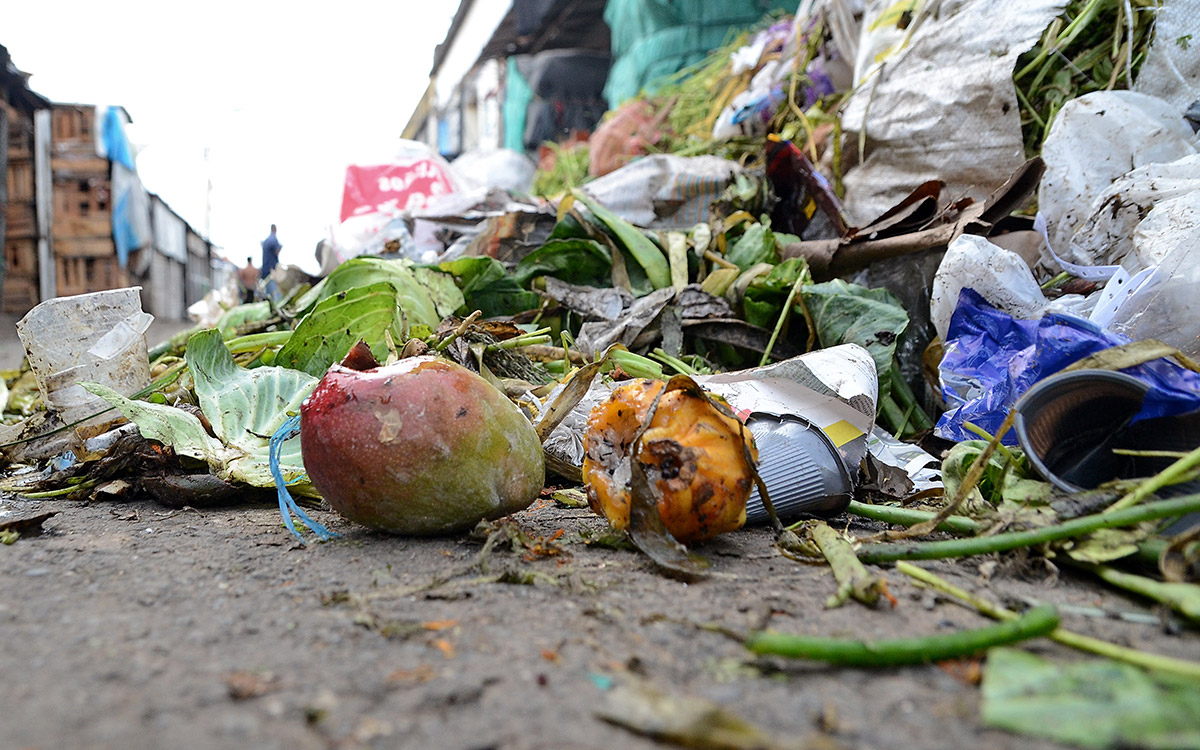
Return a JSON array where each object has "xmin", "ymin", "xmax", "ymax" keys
[
  {"xmin": 810, "ymin": 520, "xmax": 889, "ymax": 608},
  {"xmin": 759, "ymin": 267, "xmax": 808, "ymax": 367},
  {"xmin": 1081, "ymin": 562, "xmax": 1200, "ymax": 623},
  {"xmin": 896, "ymin": 562, "xmax": 1200, "ymax": 679},
  {"xmin": 225, "ymin": 330, "xmax": 293, "ymax": 353},
  {"xmin": 1014, "ymin": 0, "xmax": 1108, "ymax": 81},
  {"xmin": 19, "ymin": 478, "xmax": 101, "ymax": 499},
  {"xmin": 888, "ymin": 365, "xmax": 932, "ymax": 431},
  {"xmin": 963, "ymin": 421, "xmax": 1019, "ymax": 466},
  {"xmin": 1105, "ymin": 443, "xmax": 1200, "ymax": 514},
  {"xmin": 649, "ymin": 349, "xmax": 700, "ymax": 376},
  {"xmin": 878, "ymin": 393, "xmax": 907, "ymax": 437},
  {"xmin": 486, "ymin": 334, "xmax": 552, "ymax": 352},
  {"xmin": 607, "ymin": 350, "xmax": 664, "ymax": 380},
  {"xmin": 845, "ymin": 500, "xmax": 983, "ymax": 536},
  {"xmin": 857, "ymin": 494, "xmax": 1200, "ymax": 564},
  {"xmin": 746, "ymin": 605, "xmax": 1058, "ymax": 666},
  {"xmin": 1040, "ymin": 271, "xmax": 1071, "ymax": 291},
  {"xmin": 435, "ymin": 310, "xmax": 482, "ymax": 352}
]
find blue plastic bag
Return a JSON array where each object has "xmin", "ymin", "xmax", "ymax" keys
[{"xmin": 936, "ymin": 288, "xmax": 1200, "ymax": 443}]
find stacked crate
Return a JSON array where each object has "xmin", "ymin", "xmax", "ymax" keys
[
  {"xmin": 49, "ymin": 105, "xmax": 130, "ymax": 298},
  {"xmin": 3, "ymin": 101, "xmax": 40, "ymax": 313}
]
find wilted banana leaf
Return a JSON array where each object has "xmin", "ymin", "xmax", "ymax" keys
[
  {"xmin": 441, "ymin": 256, "xmax": 541, "ymax": 317},
  {"xmin": 982, "ymin": 648, "xmax": 1200, "ymax": 749},
  {"xmin": 274, "ymin": 282, "xmax": 404, "ymax": 377},
  {"xmin": 801, "ymin": 279, "xmax": 909, "ymax": 392},
  {"xmin": 597, "ymin": 680, "xmax": 801, "ymax": 750},
  {"xmin": 85, "ymin": 329, "xmax": 318, "ymax": 492},
  {"xmin": 512, "ymin": 238, "xmax": 612, "ymax": 287},
  {"xmin": 292, "ymin": 256, "xmax": 457, "ymax": 330}
]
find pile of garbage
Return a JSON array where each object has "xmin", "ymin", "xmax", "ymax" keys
[{"xmin": 2, "ymin": 1, "xmax": 1200, "ymax": 746}]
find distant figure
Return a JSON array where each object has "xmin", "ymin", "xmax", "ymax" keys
[
  {"xmin": 261, "ymin": 224, "xmax": 281, "ymax": 279},
  {"xmin": 238, "ymin": 257, "xmax": 258, "ymax": 302}
]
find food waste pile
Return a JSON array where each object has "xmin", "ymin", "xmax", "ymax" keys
[{"xmin": 3, "ymin": 1, "xmax": 1200, "ymax": 748}]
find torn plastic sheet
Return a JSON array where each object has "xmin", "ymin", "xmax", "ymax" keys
[
  {"xmin": 935, "ymin": 289, "xmax": 1200, "ymax": 444},
  {"xmin": 866, "ymin": 426, "xmax": 942, "ymax": 493},
  {"xmin": 840, "ymin": 0, "xmax": 1065, "ymax": 224}
]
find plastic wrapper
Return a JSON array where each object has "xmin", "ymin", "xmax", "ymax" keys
[
  {"xmin": 15, "ymin": 288, "xmax": 153, "ymax": 427},
  {"xmin": 1133, "ymin": 0, "xmax": 1200, "ymax": 111},
  {"xmin": 935, "ymin": 289, "xmax": 1200, "ymax": 444}
]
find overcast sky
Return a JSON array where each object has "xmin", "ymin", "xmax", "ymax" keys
[{"xmin": 5, "ymin": 1, "xmax": 458, "ymax": 273}]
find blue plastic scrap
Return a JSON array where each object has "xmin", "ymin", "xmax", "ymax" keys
[
  {"xmin": 936, "ymin": 288, "xmax": 1200, "ymax": 444},
  {"xmin": 270, "ymin": 415, "xmax": 337, "ymax": 543}
]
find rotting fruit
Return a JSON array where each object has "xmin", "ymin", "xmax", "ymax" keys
[
  {"xmin": 582, "ymin": 378, "xmax": 758, "ymax": 543},
  {"xmin": 301, "ymin": 347, "xmax": 544, "ymax": 534}
]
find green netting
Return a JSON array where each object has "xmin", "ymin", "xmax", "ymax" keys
[
  {"xmin": 602, "ymin": 0, "xmax": 793, "ymax": 109},
  {"xmin": 503, "ymin": 56, "xmax": 535, "ymax": 152}
]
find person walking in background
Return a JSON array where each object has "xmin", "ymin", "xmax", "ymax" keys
[
  {"xmin": 261, "ymin": 224, "xmax": 281, "ymax": 279},
  {"xmin": 238, "ymin": 256, "xmax": 258, "ymax": 302}
]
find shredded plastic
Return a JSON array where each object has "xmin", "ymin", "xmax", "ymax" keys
[{"xmin": 269, "ymin": 415, "xmax": 337, "ymax": 542}]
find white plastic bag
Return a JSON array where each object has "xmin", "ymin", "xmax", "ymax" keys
[
  {"xmin": 1060, "ymin": 153, "xmax": 1200, "ymax": 269},
  {"xmin": 930, "ymin": 234, "xmax": 1048, "ymax": 342},
  {"xmin": 1037, "ymin": 91, "xmax": 1198, "ymax": 256},
  {"xmin": 1107, "ymin": 192, "xmax": 1200, "ymax": 357},
  {"xmin": 579, "ymin": 155, "xmax": 742, "ymax": 228}
]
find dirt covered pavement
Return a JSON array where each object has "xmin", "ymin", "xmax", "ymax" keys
[{"xmin": 2, "ymin": 482, "xmax": 1196, "ymax": 750}]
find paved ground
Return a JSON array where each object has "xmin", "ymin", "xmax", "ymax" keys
[{"xmin": 2, "ymin": 305, "xmax": 1196, "ymax": 750}]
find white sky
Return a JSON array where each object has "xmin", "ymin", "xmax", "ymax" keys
[{"xmin": 4, "ymin": 1, "xmax": 459, "ymax": 273}]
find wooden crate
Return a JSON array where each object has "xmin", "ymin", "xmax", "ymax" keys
[
  {"xmin": 50, "ymin": 155, "xmax": 110, "ymax": 179},
  {"xmin": 54, "ymin": 255, "xmax": 131, "ymax": 298},
  {"xmin": 53, "ymin": 174, "xmax": 110, "ymax": 218},
  {"xmin": 2, "ymin": 274, "xmax": 39, "ymax": 314},
  {"xmin": 5, "ymin": 202, "xmax": 36, "ymax": 238},
  {"xmin": 88, "ymin": 255, "xmax": 131, "ymax": 290},
  {"xmin": 55, "ymin": 255, "xmax": 89, "ymax": 297},
  {"xmin": 4, "ymin": 103, "xmax": 33, "ymax": 158},
  {"xmin": 6, "ymin": 158, "xmax": 35, "ymax": 202},
  {"xmin": 53, "ymin": 236, "xmax": 113, "ymax": 258},
  {"xmin": 4, "ymin": 237, "xmax": 38, "ymax": 276},
  {"xmin": 51, "ymin": 106, "xmax": 96, "ymax": 145}
]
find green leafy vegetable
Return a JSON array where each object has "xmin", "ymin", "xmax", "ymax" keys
[
  {"xmin": 274, "ymin": 282, "xmax": 404, "ymax": 377},
  {"xmin": 742, "ymin": 257, "xmax": 807, "ymax": 329},
  {"xmin": 801, "ymin": 279, "xmax": 908, "ymax": 381},
  {"xmin": 441, "ymin": 257, "xmax": 541, "ymax": 317},
  {"xmin": 982, "ymin": 648, "xmax": 1200, "ymax": 749},
  {"xmin": 217, "ymin": 301, "xmax": 272, "ymax": 338},
  {"xmin": 725, "ymin": 220, "xmax": 779, "ymax": 271},
  {"xmin": 292, "ymin": 256, "xmax": 456, "ymax": 330},
  {"xmin": 84, "ymin": 329, "xmax": 317, "ymax": 492},
  {"xmin": 512, "ymin": 239, "xmax": 613, "ymax": 287}
]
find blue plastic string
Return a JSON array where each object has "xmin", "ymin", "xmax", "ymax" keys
[{"xmin": 270, "ymin": 415, "xmax": 337, "ymax": 543}]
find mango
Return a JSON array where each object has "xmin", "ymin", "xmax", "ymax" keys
[
  {"xmin": 582, "ymin": 378, "xmax": 757, "ymax": 543},
  {"xmin": 300, "ymin": 353, "xmax": 544, "ymax": 534}
]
